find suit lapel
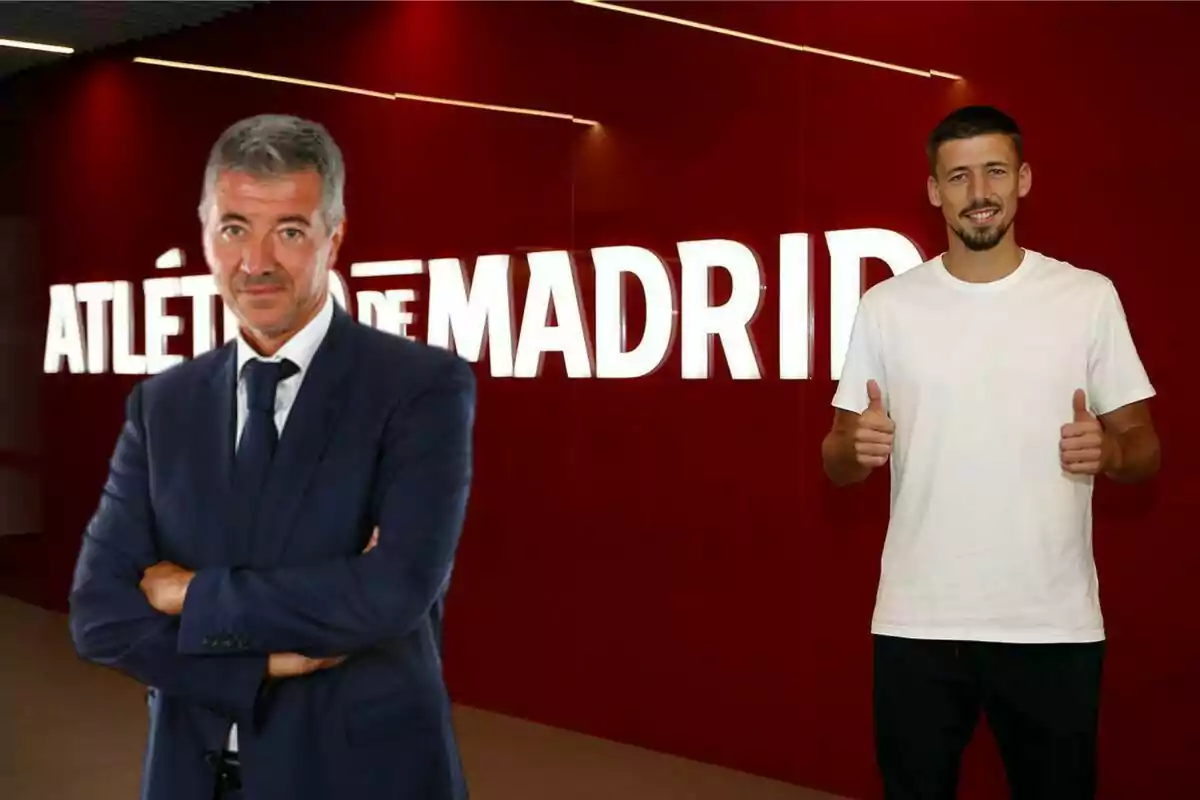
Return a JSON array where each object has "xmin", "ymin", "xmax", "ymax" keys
[
  {"xmin": 194, "ymin": 344, "xmax": 241, "ymax": 563},
  {"xmin": 250, "ymin": 306, "xmax": 359, "ymax": 564}
]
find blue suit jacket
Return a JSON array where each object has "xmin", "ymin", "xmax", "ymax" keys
[{"xmin": 68, "ymin": 305, "xmax": 476, "ymax": 800}]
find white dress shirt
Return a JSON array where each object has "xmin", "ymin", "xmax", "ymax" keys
[{"xmin": 227, "ymin": 293, "xmax": 334, "ymax": 752}]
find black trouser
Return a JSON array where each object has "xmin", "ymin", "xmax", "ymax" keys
[{"xmin": 873, "ymin": 634, "xmax": 1105, "ymax": 800}]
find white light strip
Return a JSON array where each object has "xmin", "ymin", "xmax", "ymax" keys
[
  {"xmin": 132, "ymin": 57, "xmax": 600, "ymax": 126},
  {"xmin": 133, "ymin": 57, "xmax": 395, "ymax": 98},
  {"xmin": 572, "ymin": 0, "xmax": 963, "ymax": 81},
  {"xmin": 0, "ymin": 37, "xmax": 74, "ymax": 54},
  {"xmin": 394, "ymin": 91, "xmax": 600, "ymax": 127}
]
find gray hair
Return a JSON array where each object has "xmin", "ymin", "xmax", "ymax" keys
[{"xmin": 199, "ymin": 114, "xmax": 346, "ymax": 228}]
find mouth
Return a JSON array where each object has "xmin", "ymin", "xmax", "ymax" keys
[
  {"xmin": 964, "ymin": 207, "xmax": 1001, "ymax": 225},
  {"xmin": 241, "ymin": 285, "xmax": 285, "ymax": 296}
]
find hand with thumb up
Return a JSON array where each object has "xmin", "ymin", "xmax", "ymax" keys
[
  {"xmin": 855, "ymin": 379, "xmax": 895, "ymax": 469},
  {"xmin": 1060, "ymin": 389, "xmax": 1113, "ymax": 475}
]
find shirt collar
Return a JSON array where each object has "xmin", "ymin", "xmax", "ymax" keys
[{"xmin": 235, "ymin": 293, "xmax": 334, "ymax": 379}]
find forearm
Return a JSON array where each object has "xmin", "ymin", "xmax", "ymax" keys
[
  {"xmin": 1106, "ymin": 424, "xmax": 1161, "ymax": 483},
  {"xmin": 822, "ymin": 429, "xmax": 871, "ymax": 486},
  {"xmin": 70, "ymin": 382, "xmax": 269, "ymax": 719},
  {"xmin": 177, "ymin": 548, "xmax": 452, "ymax": 657},
  {"xmin": 70, "ymin": 533, "xmax": 268, "ymax": 718},
  {"xmin": 77, "ymin": 614, "xmax": 267, "ymax": 717},
  {"xmin": 179, "ymin": 357, "xmax": 475, "ymax": 658}
]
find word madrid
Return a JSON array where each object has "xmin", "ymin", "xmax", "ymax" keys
[{"xmin": 43, "ymin": 228, "xmax": 922, "ymax": 381}]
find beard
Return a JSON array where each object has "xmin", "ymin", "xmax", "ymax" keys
[{"xmin": 951, "ymin": 208, "xmax": 1012, "ymax": 251}]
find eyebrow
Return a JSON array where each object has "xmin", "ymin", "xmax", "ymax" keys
[
  {"xmin": 218, "ymin": 212, "xmax": 312, "ymax": 226},
  {"xmin": 948, "ymin": 160, "xmax": 1011, "ymax": 173}
]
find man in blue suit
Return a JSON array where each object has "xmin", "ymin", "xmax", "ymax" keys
[{"xmin": 68, "ymin": 114, "xmax": 476, "ymax": 800}]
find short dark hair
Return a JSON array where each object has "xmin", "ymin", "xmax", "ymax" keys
[{"xmin": 926, "ymin": 105, "xmax": 1023, "ymax": 175}]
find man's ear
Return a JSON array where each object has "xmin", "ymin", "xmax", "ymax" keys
[
  {"xmin": 327, "ymin": 218, "xmax": 346, "ymax": 265},
  {"xmin": 927, "ymin": 174, "xmax": 942, "ymax": 208},
  {"xmin": 1018, "ymin": 161, "xmax": 1033, "ymax": 199}
]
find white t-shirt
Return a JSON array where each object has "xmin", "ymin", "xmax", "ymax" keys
[{"xmin": 832, "ymin": 249, "xmax": 1155, "ymax": 644}]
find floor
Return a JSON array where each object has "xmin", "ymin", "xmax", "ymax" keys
[{"xmin": 0, "ymin": 595, "xmax": 848, "ymax": 800}]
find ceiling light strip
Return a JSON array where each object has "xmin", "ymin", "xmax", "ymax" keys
[
  {"xmin": 580, "ymin": 0, "xmax": 810, "ymax": 52},
  {"xmin": 802, "ymin": 45, "xmax": 931, "ymax": 78},
  {"xmin": 572, "ymin": 0, "xmax": 962, "ymax": 80},
  {"xmin": 132, "ymin": 57, "xmax": 599, "ymax": 126},
  {"xmin": 393, "ymin": 91, "xmax": 599, "ymax": 127},
  {"xmin": 133, "ymin": 57, "xmax": 394, "ymax": 98},
  {"xmin": 0, "ymin": 37, "xmax": 74, "ymax": 54}
]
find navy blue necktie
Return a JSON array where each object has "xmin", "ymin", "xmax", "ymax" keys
[{"xmin": 236, "ymin": 358, "xmax": 299, "ymax": 488}]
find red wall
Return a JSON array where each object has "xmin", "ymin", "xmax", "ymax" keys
[{"xmin": 2, "ymin": 2, "xmax": 1197, "ymax": 798}]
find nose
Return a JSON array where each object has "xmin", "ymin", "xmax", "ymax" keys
[
  {"xmin": 238, "ymin": 234, "xmax": 275, "ymax": 275},
  {"xmin": 967, "ymin": 172, "xmax": 990, "ymax": 205}
]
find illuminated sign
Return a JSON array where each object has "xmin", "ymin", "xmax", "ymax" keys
[{"xmin": 43, "ymin": 228, "xmax": 923, "ymax": 380}]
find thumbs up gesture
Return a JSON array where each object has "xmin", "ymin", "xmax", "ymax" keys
[
  {"xmin": 1060, "ymin": 389, "xmax": 1111, "ymax": 475},
  {"xmin": 855, "ymin": 379, "xmax": 895, "ymax": 469}
]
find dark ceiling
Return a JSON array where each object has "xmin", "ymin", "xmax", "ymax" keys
[{"xmin": 0, "ymin": 1, "xmax": 261, "ymax": 80}]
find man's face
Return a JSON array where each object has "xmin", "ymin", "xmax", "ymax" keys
[
  {"xmin": 202, "ymin": 168, "xmax": 343, "ymax": 343},
  {"xmin": 927, "ymin": 133, "xmax": 1031, "ymax": 252}
]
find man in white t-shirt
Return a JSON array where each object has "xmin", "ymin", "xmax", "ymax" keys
[{"xmin": 822, "ymin": 105, "xmax": 1160, "ymax": 799}]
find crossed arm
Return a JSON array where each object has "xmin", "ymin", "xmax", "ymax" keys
[
  {"xmin": 68, "ymin": 384, "xmax": 267, "ymax": 721},
  {"xmin": 69, "ymin": 358, "xmax": 476, "ymax": 715},
  {"xmin": 174, "ymin": 359, "xmax": 476, "ymax": 658}
]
